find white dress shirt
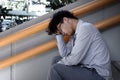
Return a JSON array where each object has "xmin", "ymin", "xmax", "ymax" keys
[{"xmin": 56, "ymin": 20, "xmax": 112, "ymax": 80}]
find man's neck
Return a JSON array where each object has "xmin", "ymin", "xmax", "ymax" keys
[{"xmin": 73, "ymin": 19, "xmax": 78, "ymax": 32}]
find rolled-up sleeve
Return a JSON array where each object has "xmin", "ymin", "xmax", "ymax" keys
[{"xmin": 56, "ymin": 35, "xmax": 72, "ymax": 57}]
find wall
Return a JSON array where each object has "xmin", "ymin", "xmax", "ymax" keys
[{"xmin": 0, "ymin": 0, "xmax": 120, "ymax": 80}]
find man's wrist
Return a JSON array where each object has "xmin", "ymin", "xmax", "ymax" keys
[{"xmin": 57, "ymin": 60, "xmax": 64, "ymax": 64}]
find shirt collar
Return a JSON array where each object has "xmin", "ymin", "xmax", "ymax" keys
[{"xmin": 75, "ymin": 19, "xmax": 84, "ymax": 35}]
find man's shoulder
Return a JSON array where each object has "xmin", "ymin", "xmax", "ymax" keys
[
  {"xmin": 80, "ymin": 21, "xmax": 94, "ymax": 28},
  {"xmin": 77, "ymin": 20, "xmax": 99, "ymax": 35},
  {"xmin": 78, "ymin": 21, "xmax": 94, "ymax": 31}
]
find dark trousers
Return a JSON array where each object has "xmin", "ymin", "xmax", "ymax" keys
[{"xmin": 47, "ymin": 56, "xmax": 105, "ymax": 80}]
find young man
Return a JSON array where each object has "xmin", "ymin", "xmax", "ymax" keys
[{"xmin": 46, "ymin": 10, "xmax": 112, "ymax": 80}]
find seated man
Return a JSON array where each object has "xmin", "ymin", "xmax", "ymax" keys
[{"xmin": 46, "ymin": 10, "xmax": 112, "ymax": 80}]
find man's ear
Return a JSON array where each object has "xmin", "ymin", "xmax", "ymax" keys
[{"xmin": 63, "ymin": 17, "xmax": 69, "ymax": 23}]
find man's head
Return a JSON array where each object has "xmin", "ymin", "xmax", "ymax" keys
[{"xmin": 47, "ymin": 10, "xmax": 78, "ymax": 36}]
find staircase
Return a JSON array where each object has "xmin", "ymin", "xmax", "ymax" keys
[{"xmin": 0, "ymin": 0, "xmax": 120, "ymax": 80}]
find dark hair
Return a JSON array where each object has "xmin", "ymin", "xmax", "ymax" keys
[{"xmin": 46, "ymin": 10, "xmax": 78, "ymax": 35}]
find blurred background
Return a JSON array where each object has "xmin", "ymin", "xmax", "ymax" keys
[{"xmin": 0, "ymin": 0, "xmax": 77, "ymax": 32}]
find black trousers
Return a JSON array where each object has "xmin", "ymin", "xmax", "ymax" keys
[{"xmin": 47, "ymin": 56, "xmax": 105, "ymax": 80}]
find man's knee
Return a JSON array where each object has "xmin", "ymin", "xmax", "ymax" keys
[
  {"xmin": 52, "ymin": 56, "xmax": 62, "ymax": 64},
  {"xmin": 51, "ymin": 63, "xmax": 66, "ymax": 74},
  {"xmin": 52, "ymin": 63, "xmax": 63, "ymax": 69},
  {"xmin": 48, "ymin": 64, "xmax": 63, "ymax": 80}
]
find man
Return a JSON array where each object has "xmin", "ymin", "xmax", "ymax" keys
[{"xmin": 46, "ymin": 10, "xmax": 112, "ymax": 80}]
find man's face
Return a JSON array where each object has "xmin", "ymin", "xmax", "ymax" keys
[{"xmin": 56, "ymin": 17, "xmax": 75, "ymax": 36}]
